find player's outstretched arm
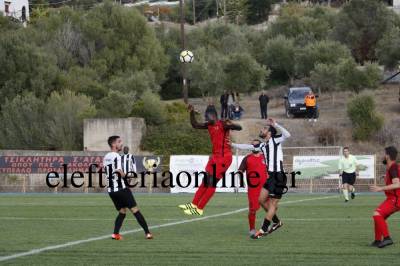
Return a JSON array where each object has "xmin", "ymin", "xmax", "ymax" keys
[
  {"xmin": 370, "ymin": 178, "xmax": 400, "ymax": 192},
  {"xmin": 188, "ymin": 105, "xmax": 208, "ymax": 129},
  {"xmin": 223, "ymin": 120, "xmax": 242, "ymax": 131},
  {"xmin": 231, "ymin": 143, "xmax": 253, "ymax": 150}
]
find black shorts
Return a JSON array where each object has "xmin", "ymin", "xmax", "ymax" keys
[
  {"xmin": 109, "ymin": 188, "xmax": 137, "ymax": 210},
  {"xmin": 263, "ymin": 172, "xmax": 288, "ymax": 199},
  {"xmin": 342, "ymin": 172, "xmax": 356, "ymax": 185}
]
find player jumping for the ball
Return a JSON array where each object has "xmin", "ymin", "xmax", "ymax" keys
[
  {"xmin": 237, "ymin": 139, "xmax": 269, "ymax": 238},
  {"xmin": 369, "ymin": 146, "xmax": 400, "ymax": 248},
  {"xmin": 178, "ymin": 104, "xmax": 242, "ymax": 216},
  {"xmin": 233, "ymin": 118, "xmax": 290, "ymax": 239}
]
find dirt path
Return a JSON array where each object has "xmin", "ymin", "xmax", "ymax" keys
[{"xmin": 188, "ymin": 85, "xmax": 400, "ymax": 154}]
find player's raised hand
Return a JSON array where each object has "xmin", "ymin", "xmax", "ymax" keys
[{"xmin": 267, "ymin": 118, "xmax": 276, "ymax": 126}]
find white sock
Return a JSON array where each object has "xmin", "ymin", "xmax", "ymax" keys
[{"xmin": 343, "ymin": 189, "xmax": 349, "ymax": 200}]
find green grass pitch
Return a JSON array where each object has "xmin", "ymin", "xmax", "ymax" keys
[{"xmin": 0, "ymin": 193, "xmax": 399, "ymax": 265}]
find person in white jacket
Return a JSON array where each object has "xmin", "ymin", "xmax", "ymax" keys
[{"xmin": 232, "ymin": 118, "xmax": 291, "ymax": 239}]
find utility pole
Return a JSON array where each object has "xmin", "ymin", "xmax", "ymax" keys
[
  {"xmin": 179, "ymin": 0, "xmax": 188, "ymax": 104},
  {"xmin": 223, "ymin": 0, "xmax": 226, "ymax": 23},
  {"xmin": 216, "ymin": 0, "xmax": 219, "ymax": 19},
  {"xmin": 193, "ymin": 0, "xmax": 196, "ymax": 25}
]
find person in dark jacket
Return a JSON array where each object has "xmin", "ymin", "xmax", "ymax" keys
[
  {"xmin": 259, "ymin": 91, "xmax": 269, "ymax": 119},
  {"xmin": 220, "ymin": 91, "xmax": 229, "ymax": 119}
]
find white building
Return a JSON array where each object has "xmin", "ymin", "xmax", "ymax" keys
[{"xmin": 0, "ymin": 0, "xmax": 29, "ymax": 22}]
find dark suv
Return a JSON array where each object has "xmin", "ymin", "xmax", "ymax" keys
[{"xmin": 284, "ymin": 87, "xmax": 319, "ymax": 118}]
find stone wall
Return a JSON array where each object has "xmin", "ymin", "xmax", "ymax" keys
[{"xmin": 83, "ymin": 117, "xmax": 146, "ymax": 153}]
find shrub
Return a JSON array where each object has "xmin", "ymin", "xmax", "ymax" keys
[
  {"xmin": 316, "ymin": 127, "xmax": 340, "ymax": 146},
  {"xmin": 131, "ymin": 90, "xmax": 166, "ymax": 125},
  {"xmin": 347, "ymin": 95, "xmax": 384, "ymax": 141}
]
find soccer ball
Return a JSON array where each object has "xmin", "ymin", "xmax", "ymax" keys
[{"xmin": 179, "ymin": 50, "xmax": 194, "ymax": 63}]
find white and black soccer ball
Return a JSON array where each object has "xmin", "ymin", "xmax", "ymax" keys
[{"xmin": 179, "ymin": 50, "xmax": 194, "ymax": 63}]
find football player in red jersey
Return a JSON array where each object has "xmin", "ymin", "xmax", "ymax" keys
[
  {"xmin": 179, "ymin": 104, "xmax": 242, "ymax": 215},
  {"xmin": 237, "ymin": 139, "xmax": 269, "ymax": 237},
  {"xmin": 370, "ymin": 146, "xmax": 400, "ymax": 248}
]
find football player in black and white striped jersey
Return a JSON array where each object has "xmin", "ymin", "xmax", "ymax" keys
[
  {"xmin": 232, "ymin": 118, "xmax": 290, "ymax": 239},
  {"xmin": 121, "ymin": 146, "xmax": 136, "ymax": 177},
  {"xmin": 104, "ymin": 136, "xmax": 153, "ymax": 240}
]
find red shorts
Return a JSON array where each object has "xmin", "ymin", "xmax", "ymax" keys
[
  {"xmin": 247, "ymin": 177, "xmax": 268, "ymax": 212},
  {"xmin": 375, "ymin": 197, "xmax": 400, "ymax": 218},
  {"xmin": 205, "ymin": 155, "xmax": 232, "ymax": 179}
]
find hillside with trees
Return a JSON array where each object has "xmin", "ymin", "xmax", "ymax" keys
[{"xmin": 0, "ymin": 0, "xmax": 399, "ymax": 152}]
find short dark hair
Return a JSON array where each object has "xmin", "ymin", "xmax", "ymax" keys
[
  {"xmin": 107, "ymin": 135, "xmax": 120, "ymax": 148},
  {"xmin": 343, "ymin": 147, "xmax": 349, "ymax": 151},
  {"xmin": 385, "ymin": 146, "xmax": 398, "ymax": 161}
]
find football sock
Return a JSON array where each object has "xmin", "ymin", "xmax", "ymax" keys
[
  {"xmin": 374, "ymin": 215, "xmax": 389, "ymax": 238},
  {"xmin": 272, "ymin": 215, "xmax": 280, "ymax": 224},
  {"xmin": 352, "ymin": 187, "xmax": 355, "ymax": 193},
  {"xmin": 343, "ymin": 189, "xmax": 349, "ymax": 200},
  {"xmin": 134, "ymin": 211, "xmax": 150, "ymax": 234},
  {"xmin": 114, "ymin": 213, "xmax": 126, "ymax": 234},
  {"xmin": 197, "ymin": 187, "xmax": 216, "ymax": 209},
  {"xmin": 248, "ymin": 212, "xmax": 256, "ymax": 231},
  {"xmin": 261, "ymin": 218, "xmax": 271, "ymax": 232},
  {"xmin": 192, "ymin": 183, "xmax": 208, "ymax": 206},
  {"xmin": 373, "ymin": 215, "xmax": 382, "ymax": 241}
]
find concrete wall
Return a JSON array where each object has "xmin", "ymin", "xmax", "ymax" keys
[{"xmin": 83, "ymin": 117, "xmax": 146, "ymax": 154}]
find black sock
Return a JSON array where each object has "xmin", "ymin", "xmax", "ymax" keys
[
  {"xmin": 134, "ymin": 211, "xmax": 150, "ymax": 234},
  {"xmin": 272, "ymin": 215, "xmax": 280, "ymax": 224},
  {"xmin": 114, "ymin": 213, "xmax": 126, "ymax": 234},
  {"xmin": 261, "ymin": 218, "xmax": 271, "ymax": 232}
]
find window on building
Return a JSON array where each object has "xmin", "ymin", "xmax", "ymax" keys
[{"xmin": 4, "ymin": 1, "xmax": 11, "ymax": 15}]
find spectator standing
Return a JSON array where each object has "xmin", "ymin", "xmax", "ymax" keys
[
  {"xmin": 259, "ymin": 91, "xmax": 269, "ymax": 119},
  {"xmin": 304, "ymin": 90, "xmax": 317, "ymax": 122},
  {"xmin": 220, "ymin": 91, "xmax": 229, "ymax": 119},
  {"xmin": 227, "ymin": 90, "xmax": 235, "ymax": 119}
]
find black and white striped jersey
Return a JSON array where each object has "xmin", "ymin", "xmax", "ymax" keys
[
  {"xmin": 121, "ymin": 153, "xmax": 136, "ymax": 175},
  {"xmin": 232, "ymin": 123, "xmax": 291, "ymax": 173},
  {"xmin": 103, "ymin": 152, "xmax": 125, "ymax": 193},
  {"xmin": 260, "ymin": 135, "xmax": 285, "ymax": 173}
]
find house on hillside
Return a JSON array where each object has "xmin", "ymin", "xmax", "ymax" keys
[{"xmin": 0, "ymin": 0, "xmax": 29, "ymax": 22}]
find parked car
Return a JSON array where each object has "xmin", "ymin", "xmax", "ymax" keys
[{"xmin": 284, "ymin": 87, "xmax": 319, "ymax": 118}]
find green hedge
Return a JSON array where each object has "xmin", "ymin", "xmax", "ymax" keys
[{"xmin": 347, "ymin": 95, "xmax": 384, "ymax": 141}]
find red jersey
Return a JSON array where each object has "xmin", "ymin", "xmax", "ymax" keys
[
  {"xmin": 208, "ymin": 120, "xmax": 232, "ymax": 157},
  {"xmin": 384, "ymin": 162, "xmax": 400, "ymax": 199},
  {"xmin": 239, "ymin": 153, "xmax": 268, "ymax": 188}
]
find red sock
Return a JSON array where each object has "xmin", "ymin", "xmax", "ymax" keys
[
  {"xmin": 374, "ymin": 215, "xmax": 390, "ymax": 239},
  {"xmin": 373, "ymin": 215, "xmax": 382, "ymax": 241},
  {"xmin": 197, "ymin": 187, "xmax": 216, "ymax": 209},
  {"xmin": 192, "ymin": 183, "xmax": 207, "ymax": 206},
  {"xmin": 248, "ymin": 212, "xmax": 256, "ymax": 231}
]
